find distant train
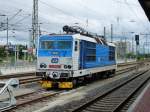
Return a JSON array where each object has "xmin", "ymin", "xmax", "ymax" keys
[{"xmin": 36, "ymin": 26, "xmax": 117, "ymax": 89}]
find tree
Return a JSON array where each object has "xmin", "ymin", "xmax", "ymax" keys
[{"xmin": 0, "ymin": 47, "xmax": 7, "ymax": 61}]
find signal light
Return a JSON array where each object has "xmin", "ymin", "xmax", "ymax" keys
[{"xmin": 135, "ymin": 35, "xmax": 139, "ymax": 45}]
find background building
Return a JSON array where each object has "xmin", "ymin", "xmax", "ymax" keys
[{"xmin": 115, "ymin": 41, "xmax": 132, "ymax": 59}]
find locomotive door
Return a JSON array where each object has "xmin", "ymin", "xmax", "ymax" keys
[{"xmin": 79, "ymin": 40, "xmax": 85, "ymax": 70}]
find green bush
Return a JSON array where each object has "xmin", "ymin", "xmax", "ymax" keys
[{"xmin": 0, "ymin": 47, "xmax": 6, "ymax": 58}]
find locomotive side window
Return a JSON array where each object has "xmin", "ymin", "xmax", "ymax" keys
[
  {"xmin": 109, "ymin": 46, "xmax": 115, "ymax": 61},
  {"xmin": 85, "ymin": 41, "xmax": 96, "ymax": 62}
]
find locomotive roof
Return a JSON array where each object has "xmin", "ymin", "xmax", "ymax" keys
[{"xmin": 39, "ymin": 34, "xmax": 115, "ymax": 47}]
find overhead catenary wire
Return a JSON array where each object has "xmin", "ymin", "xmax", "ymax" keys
[
  {"xmin": 75, "ymin": 0, "xmax": 105, "ymax": 20},
  {"xmin": 112, "ymin": 0, "xmax": 140, "ymax": 7},
  {"xmin": 0, "ymin": 14, "xmax": 31, "ymax": 32},
  {"xmin": 8, "ymin": 9, "xmax": 22, "ymax": 22},
  {"xmin": 39, "ymin": 1, "xmax": 81, "ymax": 21},
  {"xmin": 12, "ymin": 14, "xmax": 31, "ymax": 25},
  {"xmin": 123, "ymin": 0, "xmax": 150, "ymax": 54},
  {"xmin": 123, "ymin": 0, "xmax": 150, "ymax": 33},
  {"xmin": 39, "ymin": 0, "xmax": 93, "ymax": 27},
  {"xmin": 112, "ymin": 0, "xmax": 150, "ymax": 43},
  {"xmin": 74, "ymin": 0, "xmax": 105, "ymax": 28},
  {"xmin": 75, "ymin": 0, "xmax": 140, "ymax": 40}
]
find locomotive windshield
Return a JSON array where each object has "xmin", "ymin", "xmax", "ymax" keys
[{"xmin": 40, "ymin": 41, "xmax": 72, "ymax": 49}]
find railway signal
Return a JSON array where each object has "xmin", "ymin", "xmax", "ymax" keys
[{"xmin": 135, "ymin": 35, "xmax": 139, "ymax": 45}]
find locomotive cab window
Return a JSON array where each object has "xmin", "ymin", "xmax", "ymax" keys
[
  {"xmin": 57, "ymin": 41, "xmax": 72, "ymax": 49},
  {"xmin": 40, "ymin": 41, "xmax": 72, "ymax": 49},
  {"xmin": 41, "ymin": 41, "xmax": 54, "ymax": 49}
]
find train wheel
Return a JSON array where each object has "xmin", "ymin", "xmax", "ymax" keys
[
  {"xmin": 103, "ymin": 71, "xmax": 110, "ymax": 78},
  {"xmin": 107, "ymin": 73, "xmax": 111, "ymax": 78},
  {"xmin": 72, "ymin": 79, "xmax": 77, "ymax": 88},
  {"xmin": 109, "ymin": 69, "xmax": 116, "ymax": 77}
]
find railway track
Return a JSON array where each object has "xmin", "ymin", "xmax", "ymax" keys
[
  {"xmin": 19, "ymin": 76, "xmax": 41, "ymax": 84},
  {"xmin": 116, "ymin": 66, "xmax": 136, "ymax": 75},
  {"xmin": 117, "ymin": 61, "xmax": 145, "ymax": 67},
  {"xmin": 0, "ymin": 72, "xmax": 35, "ymax": 79},
  {"xmin": 4, "ymin": 90, "xmax": 62, "ymax": 112},
  {"xmin": 71, "ymin": 70, "xmax": 150, "ymax": 112},
  {"xmin": 0, "ymin": 72, "xmax": 42, "ymax": 85},
  {"xmin": 0, "ymin": 63, "xmax": 148, "ymax": 112},
  {"xmin": 117, "ymin": 62, "xmax": 136, "ymax": 67}
]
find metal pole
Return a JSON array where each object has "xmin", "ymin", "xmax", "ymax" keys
[
  {"xmin": 125, "ymin": 36, "xmax": 127, "ymax": 62},
  {"xmin": 136, "ymin": 43, "xmax": 139, "ymax": 72},
  {"xmin": 136, "ymin": 43, "xmax": 139, "ymax": 60},
  {"xmin": 32, "ymin": 0, "xmax": 38, "ymax": 49},
  {"xmin": 143, "ymin": 44, "xmax": 145, "ymax": 55},
  {"xmin": 6, "ymin": 17, "xmax": 8, "ymax": 46},
  {"xmin": 132, "ymin": 37, "xmax": 134, "ymax": 53},
  {"xmin": 17, "ymin": 45, "xmax": 19, "ymax": 61},
  {"xmin": 104, "ymin": 26, "xmax": 106, "ymax": 40},
  {"xmin": 111, "ymin": 24, "xmax": 113, "ymax": 42},
  {"xmin": 146, "ymin": 35, "xmax": 148, "ymax": 54},
  {"xmin": 86, "ymin": 19, "xmax": 88, "ymax": 29},
  {"xmin": 39, "ymin": 25, "xmax": 41, "ymax": 36},
  {"xmin": 15, "ymin": 45, "xmax": 17, "ymax": 68}
]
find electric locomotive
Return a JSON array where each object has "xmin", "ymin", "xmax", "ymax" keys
[{"xmin": 36, "ymin": 25, "xmax": 117, "ymax": 89}]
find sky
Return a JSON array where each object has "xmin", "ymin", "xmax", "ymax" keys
[{"xmin": 0, "ymin": 0, "xmax": 150, "ymax": 48}]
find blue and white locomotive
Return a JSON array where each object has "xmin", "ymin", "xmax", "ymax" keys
[{"xmin": 36, "ymin": 26, "xmax": 117, "ymax": 89}]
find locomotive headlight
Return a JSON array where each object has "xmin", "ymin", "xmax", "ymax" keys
[
  {"xmin": 64, "ymin": 65, "xmax": 72, "ymax": 69},
  {"xmin": 40, "ymin": 63, "xmax": 47, "ymax": 68},
  {"xmin": 68, "ymin": 65, "xmax": 72, "ymax": 69},
  {"xmin": 64, "ymin": 65, "xmax": 68, "ymax": 69}
]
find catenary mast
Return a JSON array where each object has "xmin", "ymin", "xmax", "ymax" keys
[{"xmin": 32, "ymin": 0, "xmax": 38, "ymax": 49}]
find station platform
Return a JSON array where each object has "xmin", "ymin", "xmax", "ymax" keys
[
  {"xmin": 128, "ymin": 82, "xmax": 150, "ymax": 112},
  {"xmin": 0, "ymin": 66, "xmax": 35, "ymax": 75}
]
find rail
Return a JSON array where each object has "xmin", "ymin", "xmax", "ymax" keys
[
  {"xmin": 71, "ymin": 70, "xmax": 149, "ymax": 112},
  {"xmin": 6, "ymin": 91, "xmax": 61, "ymax": 111}
]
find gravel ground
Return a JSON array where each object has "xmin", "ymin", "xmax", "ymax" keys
[
  {"xmin": 11, "ymin": 63, "xmax": 150, "ymax": 112},
  {"xmin": 33, "ymin": 64, "xmax": 149, "ymax": 112}
]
